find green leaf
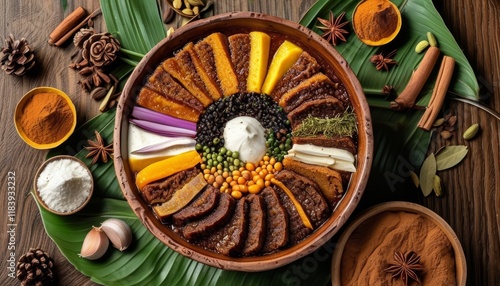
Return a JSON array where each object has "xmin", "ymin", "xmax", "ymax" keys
[
  {"xmin": 419, "ymin": 153, "xmax": 437, "ymax": 196},
  {"xmin": 300, "ymin": 0, "xmax": 479, "ymax": 101},
  {"xmin": 100, "ymin": 0, "xmax": 166, "ymax": 56},
  {"xmin": 60, "ymin": 0, "xmax": 68, "ymax": 11},
  {"xmin": 435, "ymin": 145, "xmax": 468, "ymax": 171},
  {"xmin": 40, "ymin": 110, "xmax": 332, "ymax": 285}
]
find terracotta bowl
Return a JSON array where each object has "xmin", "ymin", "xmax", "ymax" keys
[
  {"xmin": 331, "ymin": 201, "xmax": 467, "ymax": 285},
  {"xmin": 114, "ymin": 12, "xmax": 373, "ymax": 271},
  {"xmin": 14, "ymin": 87, "xmax": 77, "ymax": 149},
  {"xmin": 33, "ymin": 155, "xmax": 94, "ymax": 216}
]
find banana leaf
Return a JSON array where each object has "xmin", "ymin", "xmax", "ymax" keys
[
  {"xmin": 300, "ymin": 0, "xmax": 479, "ymax": 103},
  {"xmin": 41, "ymin": 109, "xmax": 331, "ymax": 285}
]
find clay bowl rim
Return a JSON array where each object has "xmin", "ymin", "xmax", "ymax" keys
[
  {"xmin": 114, "ymin": 11, "xmax": 374, "ymax": 271},
  {"xmin": 33, "ymin": 155, "xmax": 94, "ymax": 216},
  {"xmin": 330, "ymin": 201, "xmax": 467, "ymax": 285},
  {"xmin": 14, "ymin": 86, "xmax": 77, "ymax": 150}
]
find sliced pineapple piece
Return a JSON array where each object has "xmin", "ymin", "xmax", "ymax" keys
[
  {"xmin": 247, "ymin": 31, "xmax": 271, "ymax": 93},
  {"xmin": 261, "ymin": 40, "xmax": 303, "ymax": 95}
]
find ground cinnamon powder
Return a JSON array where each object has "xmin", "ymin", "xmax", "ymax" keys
[
  {"xmin": 354, "ymin": 0, "xmax": 399, "ymax": 41},
  {"xmin": 341, "ymin": 211, "xmax": 456, "ymax": 285},
  {"xmin": 19, "ymin": 92, "xmax": 74, "ymax": 144}
]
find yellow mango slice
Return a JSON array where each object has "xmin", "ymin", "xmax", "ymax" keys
[
  {"xmin": 261, "ymin": 40, "xmax": 303, "ymax": 95},
  {"xmin": 136, "ymin": 150, "xmax": 202, "ymax": 190},
  {"xmin": 247, "ymin": 31, "xmax": 271, "ymax": 93},
  {"xmin": 153, "ymin": 173, "xmax": 207, "ymax": 218}
]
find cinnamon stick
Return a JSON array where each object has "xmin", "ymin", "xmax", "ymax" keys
[
  {"xmin": 390, "ymin": 46, "xmax": 441, "ymax": 110},
  {"xmin": 48, "ymin": 7, "xmax": 88, "ymax": 45},
  {"xmin": 53, "ymin": 8, "xmax": 102, "ymax": 47},
  {"xmin": 418, "ymin": 56, "xmax": 456, "ymax": 130}
]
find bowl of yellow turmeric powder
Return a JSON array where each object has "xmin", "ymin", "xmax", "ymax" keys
[{"xmin": 14, "ymin": 87, "xmax": 77, "ymax": 149}]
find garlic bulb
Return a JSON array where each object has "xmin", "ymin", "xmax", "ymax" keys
[
  {"xmin": 79, "ymin": 227, "xmax": 109, "ymax": 260},
  {"xmin": 100, "ymin": 218, "xmax": 132, "ymax": 251}
]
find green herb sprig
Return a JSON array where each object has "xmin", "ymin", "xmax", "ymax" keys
[{"xmin": 292, "ymin": 109, "xmax": 357, "ymax": 138}]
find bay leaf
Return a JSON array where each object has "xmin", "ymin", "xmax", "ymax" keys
[
  {"xmin": 435, "ymin": 145, "xmax": 468, "ymax": 171},
  {"xmin": 420, "ymin": 153, "xmax": 436, "ymax": 196}
]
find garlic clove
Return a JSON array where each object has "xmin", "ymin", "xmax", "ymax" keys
[
  {"xmin": 100, "ymin": 218, "xmax": 132, "ymax": 251},
  {"xmin": 79, "ymin": 227, "xmax": 109, "ymax": 260}
]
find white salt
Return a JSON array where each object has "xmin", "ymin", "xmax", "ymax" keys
[{"xmin": 37, "ymin": 158, "xmax": 92, "ymax": 213}]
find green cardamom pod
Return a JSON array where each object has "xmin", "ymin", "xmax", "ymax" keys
[
  {"xmin": 415, "ymin": 40, "xmax": 429, "ymax": 53},
  {"xmin": 410, "ymin": 171, "xmax": 419, "ymax": 188},
  {"xmin": 182, "ymin": 8, "xmax": 194, "ymax": 16},
  {"xmin": 188, "ymin": 0, "xmax": 205, "ymax": 6},
  {"xmin": 463, "ymin": 123, "xmax": 479, "ymax": 140},
  {"xmin": 427, "ymin": 32, "xmax": 438, "ymax": 47},
  {"xmin": 172, "ymin": 0, "xmax": 183, "ymax": 9},
  {"xmin": 433, "ymin": 175, "xmax": 443, "ymax": 197},
  {"xmin": 432, "ymin": 118, "xmax": 445, "ymax": 127}
]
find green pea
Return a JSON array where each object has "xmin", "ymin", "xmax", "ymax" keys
[
  {"xmin": 226, "ymin": 150, "xmax": 233, "ymax": 157},
  {"xmin": 220, "ymin": 147, "xmax": 227, "ymax": 155},
  {"xmin": 195, "ymin": 143, "xmax": 202, "ymax": 151},
  {"xmin": 232, "ymin": 151, "xmax": 239, "ymax": 159},
  {"xmin": 202, "ymin": 156, "xmax": 207, "ymax": 162},
  {"xmin": 216, "ymin": 155, "xmax": 223, "ymax": 162},
  {"xmin": 233, "ymin": 159, "xmax": 240, "ymax": 166},
  {"xmin": 213, "ymin": 138, "xmax": 220, "ymax": 145},
  {"xmin": 229, "ymin": 166, "xmax": 235, "ymax": 171}
]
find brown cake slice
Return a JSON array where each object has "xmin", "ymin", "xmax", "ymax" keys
[
  {"xmin": 136, "ymin": 87, "xmax": 201, "ymax": 122},
  {"xmin": 194, "ymin": 32, "xmax": 239, "ymax": 97},
  {"xmin": 279, "ymin": 72, "xmax": 340, "ymax": 113},
  {"xmin": 274, "ymin": 187, "xmax": 312, "ymax": 245},
  {"xmin": 282, "ymin": 157, "xmax": 344, "ymax": 207},
  {"xmin": 228, "ymin": 33, "xmax": 250, "ymax": 92},
  {"xmin": 171, "ymin": 185, "xmax": 220, "ymax": 226},
  {"xmin": 271, "ymin": 51, "xmax": 321, "ymax": 101},
  {"xmin": 141, "ymin": 167, "xmax": 199, "ymax": 205},
  {"xmin": 292, "ymin": 135, "xmax": 357, "ymax": 155},
  {"xmin": 145, "ymin": 66, "xmax": 204, "ymax": 113},
  {"xmin": 241, "ymin": 194, "xmax": 266, "ymax": 256},
  {"xmin": 260, "ymin": 187, "xmax": 289, "ymax": 253},
  {"xmin": 274, "ymin": 170, "xmax": 330, "ymax": 228},
  {"xmin": 161, "ymin": 55, "xmax": 212, "ymax": 107},
  {"xmin": 198, "ymin": 198, "xmax": 248, "ymax": 256},
  {"xmin": 181, "ymin": 192, "xmax": 235, "ymax": 241},
  {"xmin": 287, "ymin": 97, "xmax": 345, "ymax": 129}
]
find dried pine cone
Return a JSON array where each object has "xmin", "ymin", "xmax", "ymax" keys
[
  {"xmin": 73, "ymin": 28, "xmax": 95, "ymax": 49},
  {"xmin": 16, "ymin": 248, "xmax": 55, "ymax": 286},
  {"xmin": 1, "ymin": 34, "xmax": 36, "ymax": 76},
  {"xmin": 82, "ymin": 32, "xmax": 120, "ymax": 67}
]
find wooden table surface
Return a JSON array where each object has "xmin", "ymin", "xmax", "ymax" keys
[{"xmin": 1, "ymin": 0, "xmax": 499, "ymax": 285}]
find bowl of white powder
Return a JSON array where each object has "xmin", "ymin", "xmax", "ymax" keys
[{"xmin": 33, "ymin": 155, "xmax": 93, "ymax": 215}]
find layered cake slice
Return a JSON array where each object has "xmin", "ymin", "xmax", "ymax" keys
[
  {"xmin": 279, "ymin": 72, "xmax": 340, "ymax": 113},
  {"xmin": 136, "ymin": 87, "xmax": 201, "ymax": 122},
  {"xmin": 194, "ymin": 32, "xmax": 239, "ymax": 96},
  {"xmin": 145, "ymin": 66, "xmax": 204, "ymax": 113},
  {"xmin": 161, "ymin": 55, "xmax": 212, "ymax": 107},
  {"xmin": 271, "ymin": 51, "xmax": 321, "ymax": 101},
  {"xmin": 292, "ymin": 135, "xmax": 357, "ymax": 155},
  {"xmin": 228, "ymin": 33, "xmax": 250, "ymax": 92},
  {"xmin": 185, "ymin": 42, "xmax": 223, "ymax": 100},
  {"xmin": 287, "ymin": 97, "xmax": 345, "ymax": 129}
]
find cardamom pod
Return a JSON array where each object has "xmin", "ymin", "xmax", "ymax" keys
[
  {"xmin": 463, "ymin": 123, "xmax": 479, "ymax": 140},
  {"xmin": 166, "ymin": 27, "xmax": 175, "ymax": 37},
  {"xmin": 183, "ymin": 0, "xmax": 191, "ymax": 9},
  {"xmin": 182, "ymin": 8, "xmax": 194, "ymax": 16},
  {"xmin": 187, "ymin": 0, "xmax": 205, "ymax": 6},
  {"xmin": 432, "ymin": 118, "xmax": 445, "ymax": 127},
  {"xmin": 172, "ymin": 0, "xmax": 183, "ymax": 9},
  {"xmin": 433, "ymin": 175, "xmax": 443, "ymax": 197},
  {"xmin": 427, "ymin": 32, "xmax": 438, "ymax": 47},
  {"xmin": 415, "ymin": 40, "xmax": 429, "ymax": 53},
  {"xmin": 193, "ymin": 6, "xmax": 200, "ymax": 15},
  {"xmin": 440, "ymin": 130, "xmax": 453, "ymax": 140}
]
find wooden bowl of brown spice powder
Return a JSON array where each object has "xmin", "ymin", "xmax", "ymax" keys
[
  {"xmin": 331, "ymin": 201, "xmax": 466, "ymax": 285},
  {"xmin": 14, "ymin": 87, "xmax": 77, "ymax": 149}
]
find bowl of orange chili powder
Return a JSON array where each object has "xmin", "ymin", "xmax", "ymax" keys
[{"xmin": 14, "ymin": 87, "xmax": 77, "ymax": 149}]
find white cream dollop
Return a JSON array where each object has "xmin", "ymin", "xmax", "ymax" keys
[{"xmin": 223, "ymin": 116, "xmax": 266, "ymax": 164}]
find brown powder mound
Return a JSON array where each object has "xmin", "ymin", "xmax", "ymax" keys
[
  {"xmin": 228, "ymin": 33, "xmax": 251, "ymax": 93},
  {"xmin": 271, "ymin": 51, "xmax": 321, "ymax": 101},
  {"xmin": 145, "ymin": 66, "xmax": 204, "ymax": 113},
  {"xmin": 279, "ymin": 72, "xmax": 339, "ymax": 113},
  {"xmin": 341, "ymin": 211, "xmax": 457, "ymax": 286}
]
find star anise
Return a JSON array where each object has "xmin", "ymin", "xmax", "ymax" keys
[
  {"xmin": 370, "ymin": 49, "xmax": 398, "ymax": 71},
  {"xmin": 385, "ymin": 251, "xmax": 425, "ymax": 286},
  {"xmin": 316, "ymin": 11, "xmax": 349, "ymax": 46},
  {"xmin": 85, "ymin": 130, "xmax": 113, "ymax": 164}
]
